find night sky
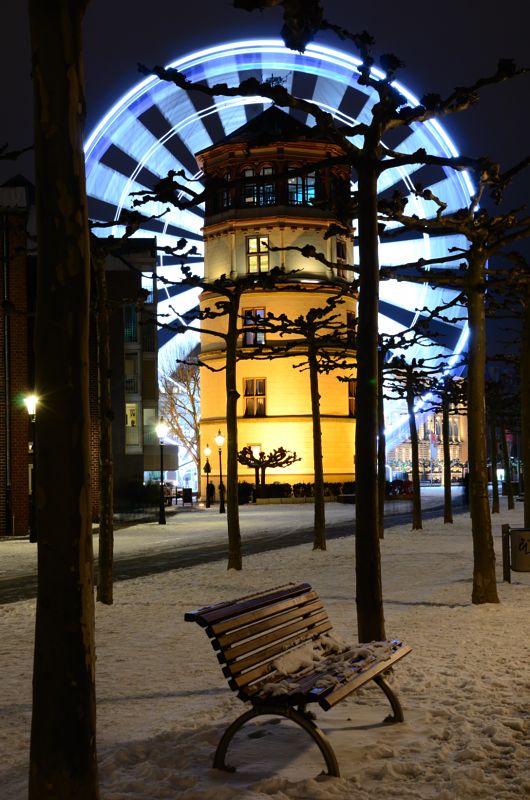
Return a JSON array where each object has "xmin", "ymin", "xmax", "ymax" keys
[
  {"xmin": 2, "ymin": 0, "xmax": 530, "ymax": 293},
  {"xmin": 2, "ymin": 1, "xmax": 529, "ymax": 188}
]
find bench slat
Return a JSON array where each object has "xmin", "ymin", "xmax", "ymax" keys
[
  {"xmin": 220, "ymin": 608, "xmax": 330, "ymax": 662},
  {"xmin": 215, "ymin": 598, "xmax": 326, "ymax": 649},
  {"xmin": 185, "ymin": 584, "xmax": 411, "ymax": 732},
  {"xmin": 317, "ymin": 643, "xmax": 413, "ymax": 710},
  {"xmin": 186, "ymin": 583, "xmax": 312, "ymax": 628},
  {"xmin": 208, "ymin": 590, "xmax": 320, "ymax": 637},
  {"xmin": 224, "ymin": 619, "xmax": 334, "ymax": 685}
]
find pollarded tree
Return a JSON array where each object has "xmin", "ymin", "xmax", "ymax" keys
[
  {"xmin": 28, "ymin": 1, "xmax": 99, "ymax": 798},
  {"xmin": 140, "ymin": 5, "xmax": 529, "ymax": 631},
  {"xmin": 431, "ymin": 374, "xmax": 467, "ymax": 524},
  {"xmin": 237, "ymin": 446, "xmax": 301, "ymax": 493},
  {"xmin": 231, "ymin": 0, "xmax": 529, "ymax": 633},
  {"xmin": 385, "ymin": 356, "xmax": 442, "ymax": 530},
  {"xmin": 383, "ymin": 174, "xmax": 530, "ymax": 603},
  {"xmin": 151, "ymin": 261, "xmax": 304, "ymax": 570},
  {"xmin": 254, "ymin": 289, "xmax": 356, "ymax": 550}
]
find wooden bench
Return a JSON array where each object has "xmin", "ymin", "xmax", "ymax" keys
[{"xmin": 185, "ymin": 582, "xmax": 412, "ymax": 777}]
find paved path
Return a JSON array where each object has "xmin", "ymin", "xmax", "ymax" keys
[{"xmin": 0, "ymin": 487, "xmax": 468, "ymax": 604}]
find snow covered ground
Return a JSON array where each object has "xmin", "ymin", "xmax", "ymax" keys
[{"xmin": 1, "ymin": 501, "xmax": 529, "ymax": 799}]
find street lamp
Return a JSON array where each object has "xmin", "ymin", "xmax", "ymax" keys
[
  {"xmin": 203, "ymin": 444, "xmax": 212, "ymax": 508},
  {"xmin": 155, "ymin": 419, "xmax": 169, "ymax": 525},
  {"xmin": 214, "ymin": 429, "xmax": 225, "ymax": 514},
  {"xmin": 23, "ymin": 394, "xmax": 38, "ymax": 542}
]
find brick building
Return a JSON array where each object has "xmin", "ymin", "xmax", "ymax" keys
[
  {"xmin": 0, "ymin": 176, "xmax": 164, "ymax": 536},
  {"xmin": 0, "ymin": 177, "xmax": 35, "ymax": 536}
]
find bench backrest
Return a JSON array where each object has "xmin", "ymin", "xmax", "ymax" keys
[{"xmin": 185, "ymin": 583, "xmax": 332, "ymax": 701}]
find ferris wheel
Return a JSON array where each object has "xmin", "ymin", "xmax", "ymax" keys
[{"xmin": 84, "ymin": 38, "xmax": 471, "ymax": 426}]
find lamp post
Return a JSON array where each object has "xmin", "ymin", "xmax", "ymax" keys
[
  {"xmin": 155, "ymin": 419, "xmax": 169, "ymax": 525},
  {"xmin": 214, "ymin": 429, "xmax": 225, "ymax": 514},
  {"xmin": 23, "ymin": 394, "xmax": 38, "ymax": 542},
  {"xmin": 203, "ymin": 444, "xmax": 212, "ymax": 508}
]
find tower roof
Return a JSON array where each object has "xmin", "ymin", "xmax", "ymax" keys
[{"xmin": 198, "ymin": 106, "xmax": 332, "ymax": 154}]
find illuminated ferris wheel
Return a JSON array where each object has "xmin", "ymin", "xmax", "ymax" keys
[{"xmin": 84, "ymin": 39, "xmax": 471, "ymax": 388}]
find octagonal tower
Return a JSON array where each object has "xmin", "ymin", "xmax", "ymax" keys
[{"xmin": 196, "ymin": 106, "xmax": 357, "ymax": 497}]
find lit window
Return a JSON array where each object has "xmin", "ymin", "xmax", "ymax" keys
[
  {"xmin": 244, "ymin": 378, "xmax": 266, "ymax": 417},
  {"xmin": 348, "ymin": 380, "xmax": 356, "ymax": 417},
  {"xmin": 287, "ymin": 166, "xmax": 315, "ymax": 205},
  {"xmin": 242, "ymin": 166, "xmax": 275, "ymax": 206},
  {"xmin": 258, "ymin": 165, "xmax": 275, "ymax": 206},
  {"xmin": 247, "ymin": 236, "xmax": 269, "ymax": 273},
  {"xmin": 242, "ymin": 167, "xmax": 257, "ymax": 206},
  {"xmin": 243, "ymin": 307, "xmax": 266, "ymax": 346},
  {"xmin": 125, "ymin": 402, "xmax": 140, "ymax": 445}
]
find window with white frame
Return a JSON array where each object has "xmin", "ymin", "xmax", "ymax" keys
[
  {"xmin": 287, "ymin": 165, "xmax": 315, "ymax": 205},
  {"xmin": 125, "ymin": 402, "xmax": 141, "ymax": 446},
  {"xmin": 242, "ymin": 165, "xmax": 275, "ymax": 206},
  {"xmin": 244, "ymin": 378, "xmax": 266, "ymax": 417},
  {"xmin": 247, "ymin": 236, "xmax": 269, "ymax": 273},
  {"xmin": 257, "ymin": 165, "xmax": 275, "ymax": 206},
  {"xmin": 242, "ymin": 307, "xmax": 266, "ymax": 346}
]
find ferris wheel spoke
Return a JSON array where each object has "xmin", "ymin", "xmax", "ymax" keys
[{"xmin": 85, "ymin": 39, "xmax": 471, "ymax": 367}]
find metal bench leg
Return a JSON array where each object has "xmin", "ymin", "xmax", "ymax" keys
[
  {"xmin": 373, "ymin": 674, "xmax": 404, "ymax": 723},
  {"xmin": 213, "ymin": 704, "xmax": 340, "ymax": 777}
]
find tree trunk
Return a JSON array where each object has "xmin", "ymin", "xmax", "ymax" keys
[
  {"xmin": 354, "ymin": 158, "xmax": 385, "ymax": 642},
  {"xmin": 28, "ymin": 2, "xmax": 99, "ymax": 798},
  {"xmin": 490, "ymin": 418, "xmax": 500, "ymax": 514},
  {"xmin": 407, "ymin": 380, "xmax": 422, "ymax": 530},
  {"xmin": 377, "ymin": 357, "xmax": 386, "ymax": 539},
  {"xmin": 442, "ymin": 394, "xmax": 453, "ymax": 524},
  {"xmin": 467, "ymin": 252, "xmax": 499, "ymax": 603},
  {"xmin": 225, "ymin": 303, "xmax": 242, "ymax": 569},
  {"xmin": 521, "ymin": 293, "xmax": 530, "ymax": 527},
  {"xmin": 94, "ymin": 255, "xmax": 114, "ymax": 604},
  {"xmin": 499, "ymin": 427, "xmax": 514, "ymax": 510},
  {"xmin": 308, "ymin": 345, "xmax": 326, "ymax": 549}
]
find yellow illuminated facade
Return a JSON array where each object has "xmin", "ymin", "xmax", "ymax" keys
[{"xmin": 196, "ymin": 107, "xmax": 357, "ymax": 493}]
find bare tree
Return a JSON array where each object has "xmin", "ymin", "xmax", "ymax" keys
[
  {"xmin": 385, "ymin": 356, "xmax": 441, "ymax": 530},
  {"xmin": 159, "ymin": 341, "xmax": 200, "ymax": 475}
]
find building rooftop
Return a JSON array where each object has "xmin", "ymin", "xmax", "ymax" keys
[{"xmin": 198, "ymin": 105, "xmax": 335, "ymax": 154}]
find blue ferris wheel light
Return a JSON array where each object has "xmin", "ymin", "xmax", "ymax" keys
[{"xmin": 84, "ymin": 37, "xmax": 471, "ymax": 415}]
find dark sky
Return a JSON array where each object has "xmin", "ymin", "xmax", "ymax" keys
[{"xmin": 2, "ymin": 0, "xmax": 529, "ymax": 207}]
